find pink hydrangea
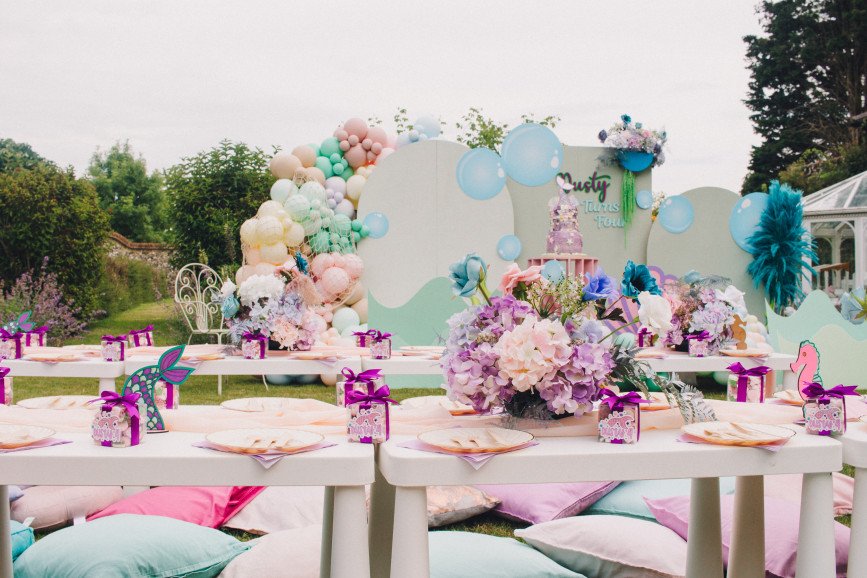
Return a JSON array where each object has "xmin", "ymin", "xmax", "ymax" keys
[{"xmin": 495, "ymin": 318, "xmax": 571, "ymax": 392}]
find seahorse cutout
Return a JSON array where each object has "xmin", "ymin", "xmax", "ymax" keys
[
  {"xmin": 731, "ymin": 315, "xmax": 747, "ymax": 350},
  {"xmin": 121, "ymin": 345, "xmax": 194, "ymax": 431},
  {"xmin": 791, "ymin": 340, "xmax": 821, "ymax": 400}
]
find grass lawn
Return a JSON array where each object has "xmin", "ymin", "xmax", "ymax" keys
[{"xmin": 13, "ymin": 300, "xmax": 854, "ymax": 538}]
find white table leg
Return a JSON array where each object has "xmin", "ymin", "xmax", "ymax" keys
[
  {"xmin": 99, "ymin": 378, "xmax": 116, "ymax": 394},
  {"xmin": 331, "ymin": 486, "xmax": 370, "ymax": 578},
  {"xmin": 390, "ymin": 486, "xmax": 429, "ymax": 578},
  {"xmin": 728, "ymin": 476, "xmax": 765, "ymax": 578},
  {"xmin": 369, "ymin": 446, "xmax": 395, "ymax": 578},
  {"xmin": 320, "ymin": 486, "xmax": 335, "ymax": 578},
  {"xmin": 686, "ymin": 477, "xmax": 723, "ymax": 578},
  {"xmin": 797, "ymin": 472, "xmax": 835, "ymax": 577},
  {"xmin": 848, "ymin": 467, "xmax": 867, "ymax": 577},
  {"xmin": 1, "ymin": 485, "xmax": 13, "ymax": 578}
]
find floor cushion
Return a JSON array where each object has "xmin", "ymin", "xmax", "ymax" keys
[
  {"xmin": 11, "ymin": 485, "xmax": 124, "ymax": 530},
  {"xmin": 516, "ymin": 515, "xmax": 687, "ymax": 578},
  {"xmin": 13, "ymin": 514, "xmax": 249, "ymax": 578},
  {"xmin": 764, "ymin": 473, "xmax": 855, "ymax": 516},
  {"xmin": 88, "ymin": 486, "xmax": 264, "ymax": 528},
  {"xmin": 585, "ymin": 477, "xmax": 737, "ymax": 521},
  {"xmin": 429, "ymin": 531, "xmax": 585, "ymax": 578},
  {"xmin": 646, "ymin": 494, "xmax": 849, "ymax": 578},
  {"xmin": 219, "ymin": 525, "xmax": 322, "ymax": 578},
  {"xmin": 426, "ymin": 486, "xmax": 499, "ymax": 527},
  {"xmin": 475, "ymin": 482, "xmax": 619, "ymax": 524},
  {"xmin": 10, "ymin": 519, "xmax": 34, "ymax": 562},
  {"xmin": 8, "ymin": 486, "xmax": 23, "ymax": 502}
]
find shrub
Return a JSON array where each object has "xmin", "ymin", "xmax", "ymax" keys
[
  {"xmin": 0, "ymin": 258, "xmax": 86, "ymax": 344},
  {"xmin": 95, "ymin": 256, "xmax": 170, "ymax": 317}
]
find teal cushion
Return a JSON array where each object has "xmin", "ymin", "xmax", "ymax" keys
[
  {"xmin": 585, "ymin": 477, "xmax": 737, "ymax": 521},
  {"xmin": 10, "ymin": 519, "xmax": 34, "ymax": 561},
  {"xmin": 430, "ymin": 531, "xmax": 585, "ymax": 578},
  {"xmin": 13, "ymin": 514, "xmax": 249, "ymax": 578}
]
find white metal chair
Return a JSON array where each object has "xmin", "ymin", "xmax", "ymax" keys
[{"xmin": 174, "ymin": 263, "xmax": 228, "ymax": 395}]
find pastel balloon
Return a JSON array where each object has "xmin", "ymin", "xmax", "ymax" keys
[
  {"xmin": 335, "ymin": 199, "xmax": 355, "ymax": 217},
  {"xmin": 496, "ymin": 234, "xmax": 522, "ymax": 261},
  {"xmin": 320, "ymin": 137, "xmax": 342, "ymax": 158},
  {"xmin": 257, "ymin": 200, "xmax": 284, "ymax": 218},
  {"xmin": 344, "ymin": 281, "xmax": 365, "ymax": 305},
  {"xmin": 729, "ymin": 192, "xmax": 769, "ymax": 251},
  {"xmin": 331, "ymin": 306, "xmax": 360, "ymax": 333},
  {"xmin": 542, "ymin": 259, "xmax": 565, "ymax": 283},
  {"xmin": 395, "ymin": 132, "xmax": 412, "ymax": 149},
  {"xmin": 256, "ymin": 216, "xmax": 284, "ymax": 245},
  {"xmin": 259, "ymin": 241, "xmax": 289, "ymax": 265},
  {"xmin": 301, "ymin": 216, "xmax": 321, "ymax": 236},
  {"xmin": 321, "ymin": 267, "xmax": 351, "ymax": 296},
  {"xmin": 239, "ymin": 218, "xmax": 259, "ymax": 246},
  {"xmin": 332, "ymin": 213, "xmax": 352, "ymax": 235},
  {"xmin": 341, "ymin": 324, "xmax": 364, "ymax": 338},
  {"xmin": 253, "ymin": 262, "xmax": 277, "ymax": 276},
  {"xmin": 363, "ymin": 212, "xmax": 389, "ymax": 239},
  {"xmin": 338, "ymin": 166, "xmax": 354, "ymax": 181},
  {"xmin": 270, "ymin": 179, "xmax": 296, "ymax": 203},
  {"xmin": 456, "ymin": 147, "xmax": 506, "ymax": 200},
  {"xmin": 310, "ymin": 253, "xmax": 334, "ymax": 277},
  {"xmin": 309, "ymin": 231, "xmax": 330, "ymax": 254},
  {"xmin": 320, "ymin": 373, "xmax": 338, "ymax": 387},
  {"xmin": 636, "ymin": 189, "xmax": 653, "ymax": 210},
  {"xmin": 658, "ymin": 196, "xmax": 695, "ymax": 234},
  {"xmin": 283, "ymin": 222, "xmax": 306, "ymax": 247},
  {"xmin": 501, "ymin": 123, "xmax": 564, "ymax": 186},
  {"xmin": 305, "ymin": 166, "xmax": 326, "ymax": 185},
  {"xmin": 244, "ymin": 247, "xmax": 262, "ymax": 266},
  {"xmin": 371, "ymin": 143, "xmax": 383, "ymax": 154},
  {"xmin": 377, "ymin": 147, "xmax": 395, "ymax": 163},
  {"xmin": 342, "ymin": 253, "xmax": 364, "ymax": 279},
  {"xmin": 345, "ymin": 175, "xmax": 366, "ymax": 201},
  {"xmin": 414, "ymin": 115, "xmax": 441, "ymax": 138},
  {"xmin": 343, "ymin": 118, "xmax": 369, "ymax": 139},
  {"xmin": 344, "ymin": 144, "xmax": 368, "ymax": 169},
  {"xmin": 269, "ymin": 152, "xmax": 303, "ymax": 179},
  {"xmin": 235, "ymin": 265, "xmax": 254, "ymax": 284},
  {"xmin": 367, "ymin": 126, "xmax": 388, "ymax": 146},
  {"xmin": 352, "ymin": 298, "xmax": 368, "ymax": 323},
  {"xmin": 325, "ymin": 176, "xmax": 347, "ymax": 195},
  {"xmin": 285, "ymin": 195, "xmax": 310, "ymax": 220},
  {"xmin": 314, "ymin": 156, "xmax": 334, "ymax": 179},
  {"xmin": 292, "ymin": 145, "xmax": 317, "ymax": 168}
]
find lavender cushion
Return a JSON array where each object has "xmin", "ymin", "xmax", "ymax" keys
[
  {"xmin": 475, "ymin": 482, "xmax": 619, "ymax": 524},
  {"xmin": 645, "ymin": 494, "xmax": 849, "ymax": 578}
]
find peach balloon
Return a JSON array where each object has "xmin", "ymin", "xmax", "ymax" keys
[
  {"xmin": 311, "ymin": 253, "xmax": 335, "ymax": 277},
  {"xmin": 342, "ymin": 254, "xmax": 364, "ymax": 279},
  {"xmin": 344, "ymin": 282, "xmax": 366, "ymax": 305},
  {"xmin": 320, "ymin": 373, "xmax": 338, "ymax": 387},
  {"xmin": 260, "ymin": 242, "xmax": 289, "ymax": 265},
  {"xmin": 343, "ymin": 144, "xmax": 367, "ymax": 169},
  {"xmin": 320, "ymin": 267, "xmax": 351, "ymax": 296},
  {"xmin": 351, "ymin": 298, "xmax": 368, "ymax": 324},
  {"xmin": 270, "ymin": 152, "xmax": 303, "ymax": 179},
  {"xmin": 235, "ymin": 265, "xmax": 254, "ymax": 285},
  {"xmin": 254, "ymin": 263, "xmax": 277, "ymax": 276},
  {"xmin": 292, "ymin": 145, "xmax": 317, "ymax": 168},
  {"xmin": 305, "ymin": 166, "xmax": 326, "ymax": 185},
  {"xmin": 245, "ymin": 247, "xmax": 262, "ymax": 266},
  {"xmin": 343, "ymin": 117, "xmax": 369, "ymax": 139}
]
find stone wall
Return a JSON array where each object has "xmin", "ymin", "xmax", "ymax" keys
[{"xmin": 105, "ymin": 232, "xmax": 173, "ymax": 271}]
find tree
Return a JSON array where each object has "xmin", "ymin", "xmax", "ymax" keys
[
  {"xmin": 0, "ymin": 138, "xmax": 53, "ymax": 173},
  {"xmin": 778, "ymin": 143, "xmax": 867, "ymax": 193},
  {"xmin": 87, "ymin": 141, "xmax": 167, "ymax": 242},
  {"xmin": 742, "ymin": 0, "xmax": 867, "ymax": 193},
  {"xmin": 454, "ymin": 108, "xmax": 560, "ymax": 152},
  {"xmin": 0, "ymin": 165, "xmax": 109, "ymax": 314},
  {"xmin": 166, "ymin": 140, "xmax": 273, "ymax": 269}
]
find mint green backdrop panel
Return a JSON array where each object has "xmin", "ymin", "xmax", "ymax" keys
[
  {"xmin": 509, "ymin": 145, "xmax": 653, "ymax": 273},
  {"xmin": 646, "ymin": 187, "xmax": 763, "ymax": 316}
]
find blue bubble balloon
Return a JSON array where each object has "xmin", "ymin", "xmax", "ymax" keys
[
  {"xmin": 541, "ymin": 260, "xmax": 565, "ymax": 283},
  {"xmin": 496, "ymin": 234, "xmax": 522, "ymax": 261},
  {"xmin": 657, "ymin": 196, "xmax": 695, "ymax": 234},
  {"xmin": 729, "ymin": 192, "xmax": 769, "ymax": 252},
  {"xmin": 636, "ymin": 189, "xmax": 653, "ymax": 210},
  {"xmin": 363, "ymin": 212, "xmax": 389, "ymax": 239},
  {"xmin": 456, "ymin": 148, "xmax": 506, "ymax": 200},
  {"xmin": 414, "ymin": 115, "xmax": 441, "ymax": 139},
  {"xmin": 500, "ymin": 123, "xmax": 564, "ymax": 186}
]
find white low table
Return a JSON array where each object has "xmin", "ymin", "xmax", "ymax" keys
[
  {"xmin": 3, "ymin": 359, "xmax": 124, "ymax": 395},
  {"xmin": 374, "ymin": 428, "xmax": 841, "ymax": 578},
  {"xmin": 842, "ymin": 425, "xmax": 867, "ymax": 576},
  {"xmin": 0, "ymin": 432, "xmax": 374, "ymax": 578}
]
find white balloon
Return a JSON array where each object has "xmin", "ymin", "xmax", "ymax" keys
[
  {"xmin": 244, "ymin": 247, "xmax": 262, "ymax": 266},
  {"xmin": 239, "ymin": 218, "xmax": 259, "ymax": 246},
  {"xmin": 253, "ymin": 263, "xmax": 277, "ymax": 276},
  {"xmin": 257, "ymin": 200, "xmax": 284, "ymax": 218},
  {"xmin": 256, "ymin": 216, "xmax": 284, "ymax": 245},
  {"xmin": 270, "ymin": 179, "xmax": 295, "ymax": 203},
  {"xmin": 320, "ymin": 373, "xmax": 338, "ymax": 387},
  {"xmin": 235, "ymin": 265, "xmax": 254, "ymax": 284},
  {"xmin": 346, "ymin": 175, "xmax": 366, "ymax": 201},
  {"xmin": 259, "ymin": 242, "xmax": 289, "ymax": 265},
  {"xmin": 332, "ymin": 307, "xmax": 361, "ymax": 333},
  {"xmin": 283, "ymin": 221, "xmax": 306, "ymax": 247},
  {"xmin": 335, "ymin": 199, "xmax": 355, "ymax": 217},
  {"xmin": 300, "ymin": 181, "xmax": 327, "ymax": 203},
  {"xmin": 340, "ymin": 324, "xmax": 365, "ymax": 338}
]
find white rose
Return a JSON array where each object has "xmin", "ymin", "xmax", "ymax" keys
[
  {"xmin": 220, "ymin": 280, "xmax": 237, "ymax": 298},
  {"xmin": 716, "ymin": 285, "xmax": 747, "ymax": 316},
  {"xmin": 637, "ymin": 291, "xmax": 673, "ymax": 335}
]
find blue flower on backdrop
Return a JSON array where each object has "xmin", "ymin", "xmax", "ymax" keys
[
  {"xmin": 449, "ymin": 253, "xmax": 488, "ymax": 299},
  {"xmin": 295, "ymin": 251, "xmax": 308, "ymax": 275},
  {"xmin": 841, "ymin": 288, "xmax": 867, "ymax": 324},
  {"xmin": 682, "ymin": 270, "xmax": 703, "ymax": 285},
  {"xmin": 221, "ymin": 295, "xmax": 240, "ymax": 319},
  {"xmin": 621, "ymin": 114, "xmax": 632, "ymax": 124},
  {"xmin": 621, "ymin": 260, "xmax": 660, "ymax": 299},
  {"xmin": 583, "ymin": 268, "xmax": 616, "ymax": 301}
]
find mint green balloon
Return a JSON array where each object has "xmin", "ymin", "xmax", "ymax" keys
[
  {"xmin": 351, "ymin": 219, "xmax": 362, "ymax": 232},
  {"xmin": 352, "ymin": 231, "xmax": 361, "ymax": 242},
  {"xmin": 320, "ymin": 137, "xmax": 341, "ymax": 158},
  {"xmin": 339, "ymin": 166, "xmax": 354, "ymax": 181},
  {"xmin": 310, "ymin": 231, "xmax": 330, "ymax": 253},
  {"xmin": 333, "ymin": 214, "xmax": 351, "ymax": 235},
  {"xmin": 315, "ymin": 156, "xmax": 334, "ymax": 178},
  {"xmin": 360, "ymin": 224, "xmax": 370, "ymax": 237},
  {"xmin": 285, "ymin": 195, "xmax": 310, "ymax": 220},
  {"xmin": 308, "ymin": 143, "xmax": 320, "ymax": 157},
  {"xmin": 302, "ymin": 215, "xmax": 321, "ymax": 236}
]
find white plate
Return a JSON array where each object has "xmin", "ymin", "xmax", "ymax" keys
[
  {"xmin": 401, "ymin": 396, "xmax": 477, "ymax": 415},
  {"xmin": 206, "ymin": 428, "xmax": 323, "ymax": 454},
  {"xmin": 17, "ymin": 395, "xmax": 95, "ymax": 410},
  {"xmin": 682, "ymin": 422, "xmax": 794, "ymax": 447},
  {"xmin": 0, "ymin": 424, "xmax": 56, "ymax": 449},
  {"xmin": 418, "ymin": 427, "xmax": 533, "ymax": 454},
  {"xmin": 22, "ymin": 353, "xmax": 85, "ymax": 363},
  {"xmin": 220, "ymin": 397, "xmax": 296, "ymax": 412},
  {"xmin": 772, "ymin": 390, "xmax": 804, "ymax": 406}
]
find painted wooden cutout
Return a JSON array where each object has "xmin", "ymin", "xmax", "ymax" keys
[{"xmin": 121, "ymin": 345, "xmax": 194, "ymax": 431}]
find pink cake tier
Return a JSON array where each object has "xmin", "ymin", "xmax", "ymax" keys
[{"xmin": 527, "ymin": 253, "xmax": 598, "ymax": 279}]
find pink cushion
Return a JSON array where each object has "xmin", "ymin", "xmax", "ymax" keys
[
  {"xmin": 475, "ymin": 482, "xmax": 619, "ymax": 524},
  {"xmin": 763, "ymin": 473, "xmax": 854, "ymax": 516},
  {"xmin": 88, "ymin": 486, "xmax": 264, "ymax": 528},
  {"xmin": 645, "ymin": 494, "xmax": 848, "ymax": 578}
]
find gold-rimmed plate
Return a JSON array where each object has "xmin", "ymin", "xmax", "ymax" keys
[
  {"xmin": 206, "ymin": 428, "xmax": 323, "ymax": 454},
  {"xmin": 418, "ymin": 427, "xmax": 533, "ymax": 454},
  {"xmin": 0, "ymin": 424, "xmax": 56, "ymax": 449}
]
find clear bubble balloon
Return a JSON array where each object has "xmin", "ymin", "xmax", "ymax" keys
[
  {"xmin": 729, "ymin": 192, "xmax": 769, "ymax": 252},
  {"xmin": 496, "ymin": 234, "xmax": 522, "ymax": 261},
  {"xmin": 414, "ymin": 115, "xmax": 441, "ymax": 139},
  {"xmin": 657, "ymin": 196, "xmax": 695, "ymax": 234},
  {"xmin": 635, "ymin": 189, "xmax": 653, "ymax": 210},
  {"xmin": 541, "ymin": 260, "xmax": 565, "ymax": 283},
  {"xmin": 456, "ymin": 147, "xmax": 506, "ymax": 200},
  {"xmin": 363, "ymin": 212, "xmax": 389, "ymax": 239},
  {"xmin": 500, "ymin": 123, "xmax": 564, "ymax": 186}
]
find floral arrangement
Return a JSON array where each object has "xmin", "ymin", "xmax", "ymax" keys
[
  {"xmin": 442, "ymin": 255, "xmax": 678, "ymax": 420},
  {"xmin": 214, "ymin": 263, "xmax": 326, "ymax": 351},
  {"xmin": 598, "ymin": 114, "xmax": 668, "ymax": 166},
  {"xmin": 841, "ymin": 288, "xmax": 867, "ymax": 325},
  {"xmin": 651, "ymin": 191, "xmax": 666, "ymax": 220},
  {"xmin": 660, "ymin": 273, "xmax": 746, "ymax": 355}
]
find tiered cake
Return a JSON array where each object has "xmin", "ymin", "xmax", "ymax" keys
[{"xmin": 527, "ymin": 175, "xmax": 598, "ymax": 278}]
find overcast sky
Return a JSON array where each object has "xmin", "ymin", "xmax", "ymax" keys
[{"xmin": 0, "ymin": 0, "xmax": 763, "ymax": 194}]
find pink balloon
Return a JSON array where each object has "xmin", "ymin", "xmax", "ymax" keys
[
  {"xmin": 342, "ymin": 254, "xmax": 365, "ymax": 279},
  {"xmin": 339, "ymin": 140, "xmax": 351, "ymax": 152},
  {"xmin": 321, "ymin": 267, "xmax": 351, "ymax": 296},
  {"xmin": 361, "ymin": 138, "xmax": 373, "ymax": 151},
  {"xmin": 334, "ymin": 129, "xmax": 349, "ymax": 141},
  {"xmin": 377, "ymin": 147, "xmax": 395, "ymax": 163},
  {"xmin": 311, "ymin": 253, "xmax": 335, "ymax": 277},
  {"xmin": 366, "ymin": 151, "xmax": 377, "ymax": 163},
  {"xmin": 386, "ymin": 133, "xmax": 397, "ymax": 149},
  {"xmin": 367, "ymin": 126, "xmax": 389, "ymax": 147},
  {"xmin": 343, "ymin": 117, "xmax": 369, "ymax": 139},
  {"xmin": 348, "ymin": 135, "xmax": 359, "ymax": 146},
  {"xmin": 344, "ymin": 144, "xmax": 368, "ymax": 168},
  {"xmin": 371, "ymin": 143, "xmax": 383, "ymax": 154}
]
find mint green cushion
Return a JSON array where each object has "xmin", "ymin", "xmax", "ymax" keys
[
  {"xmin": 430, "ymin": 531, "xmax": 585, "ymax": 578},
  {"xmin": 13, "ymin": 514, "xmax": 249, "ymax": 578},
  {"xmin": 10, "ymin": 519, "xmax": 34, "ymax": 561},
  {"xmin": 585, "ymin": 477, "xmax": 737, "ymax": 521}
]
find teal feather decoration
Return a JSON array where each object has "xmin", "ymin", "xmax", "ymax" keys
[{"xmin": 746, "ymin": 181, "xmax": 816, "ymax": 313}]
